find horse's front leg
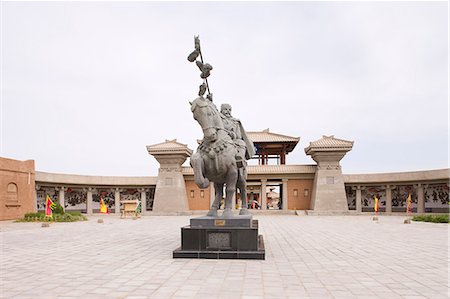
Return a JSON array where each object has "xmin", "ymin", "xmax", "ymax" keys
[
  {"xmin": 223, "ymin": 170, "xmax": 238, "ymax": 218},
  {"xmin": 191, "ymin": 153, "xmax": 209, "ymax": 189},
  {"xmin": 207, "ymin": 182, "xmax": 223, "ymax": 217}
]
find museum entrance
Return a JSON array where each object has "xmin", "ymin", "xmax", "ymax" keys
[{"xmin": 234, "ymin": 181, "xmax": 282, "ymax": 210}]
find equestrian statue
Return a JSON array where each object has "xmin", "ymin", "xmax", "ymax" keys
[{"xmin": 187, "ymin": 36, "xmax": 255, "ymax": 217}]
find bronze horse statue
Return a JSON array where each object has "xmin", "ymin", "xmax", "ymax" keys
[{"xmin": 189, "ymin": 96, "xmax": 250, "ymax": 217}]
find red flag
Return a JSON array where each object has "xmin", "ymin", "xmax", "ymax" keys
[{"xmin": 45, "ymin": 194, "xmax": 56, "ymax": 217}]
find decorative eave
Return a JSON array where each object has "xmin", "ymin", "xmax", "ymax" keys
[
  {"xmin": 247, "ymin": 128, "xmax": 300, "ymax": 156},
  {"xmin": 247, "ymin": 128, "xmax": 300, "ymax": 143},
  {"xmin": 198, "ymin": 128, "xmax": 300, "ymax": 146},
  {"xmin": 305, "ymin": 135, "xmax": 354, "ymax": 155},
  {"xmin": 182, "ymin": 164, "xmax": 317, "ymax": 175},
  {"xmin": 146, "ymin": 139, "xmax": 193, "ymax": 157}
]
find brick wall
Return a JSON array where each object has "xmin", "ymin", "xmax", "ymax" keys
[
  {"xmin": 185, "ymin": 180, "xmax": 210, "ymax": 210},
  {"xmin": 287, "ymin": 179, "xmax": 314, "ymax": 210},
  {"xmin": 0, "ymin": 157, "xmax": 36, "ymax": 220}
]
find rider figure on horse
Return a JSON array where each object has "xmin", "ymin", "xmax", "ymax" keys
[{"xmin": 220, "ymin": 104, "xmax": 255, "ymax": 168}]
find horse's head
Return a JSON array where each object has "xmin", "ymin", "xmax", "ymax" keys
[{"xmin": 190, "ymin": 97, "xmax": 221, "ymax": 142}]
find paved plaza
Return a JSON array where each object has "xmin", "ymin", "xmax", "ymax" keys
[{"xmin": 0, "ymin": 215, "xmax": 448, "ymax": 299}]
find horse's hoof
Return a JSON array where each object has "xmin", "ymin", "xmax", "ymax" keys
[
  {"xmin": 239, "ymin": 208, "xmax": 250, "ymax": 215},
  {"xmin": 222, "ymin": 209, "xmax": 233, "ymax": 218},
  {"xmin": 197, "ymin": 179, "xmax": 209, "ymax": 189},
  {"xmin": 207, "ymin": 210, "xmax": 218, "ymax": 217}
]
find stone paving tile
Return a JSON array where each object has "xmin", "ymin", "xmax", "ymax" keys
[{"xmin": 0, "ymin": 215, "xmax": 448, "ymax": 298}]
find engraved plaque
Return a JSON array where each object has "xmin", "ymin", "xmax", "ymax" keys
[
  {"xmin": 165, "ymin": 177, "xmax": 173, "ymax": 186},
  {"xmin": 214, "ymin": 219, "xmax": 226, "ymax": 226},
  {"xmin": 207, "ymin": 232, "xmax": 231, "ymax": 249}
]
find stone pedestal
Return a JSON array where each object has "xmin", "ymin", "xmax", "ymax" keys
[
  {"xmin": 153, "ymin": 171, "xmax": 189, "ymax": 213},
  {"xmin": 173, "ymin": 215, "xmax": 265, "ymax": 259},
  {"xmin": 147, "ymin": 140, "xmax": 192, "ymax": 213},
  {"xmin": 305, "ymin": 135, "xmax": 353, "ymax": 213}
]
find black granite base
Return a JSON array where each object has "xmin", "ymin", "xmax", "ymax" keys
[
  {"xmin": 173, "ymin": 235, "xmax": 265, "ymax": 259},
  {"xmin": 173, "ymin": 216, "xmax": 265, "ymax": 260}
]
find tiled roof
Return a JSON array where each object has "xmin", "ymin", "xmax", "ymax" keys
[
  {"xmin": 182, "ymin": 164, "xmax": 316, "ymax": 175},
  {"xmin": 343, "ymin": 168, "xmax": 450, "ymax": 184},
  {"xmin": 147, "ymin": 139, "xmax": 193, "ymax": 155},
  {"xmin": 247, "ymin": 128, "xmax": 300, "ymax": 143},
  {"xmin": 305, "ymin": 135, "xmax": 353, "ymax": 154},
  {"xmin": 35, "ymin": 171, "xmax": 158, "ymax": 185},
  {"xmin": 247, "ymin": 164, "xmax": 316, "ymax": 174}
]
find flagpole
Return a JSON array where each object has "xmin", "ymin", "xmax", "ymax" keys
[
  {"xmin": 197, "ymin": 46, "xmax": 211, "ymax": 96},
  {"xmin": 188, "ymin": 36, "xmax": 213, "ymax": 97}
]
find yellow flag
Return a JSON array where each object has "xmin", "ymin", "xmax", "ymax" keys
[
  {"xmin": 406, "ymin": 194, "xmax": 412, "ymax": 213},
  {"xmin": 100, "ymin": 197, "xmax": 108, "ymax": 214}
]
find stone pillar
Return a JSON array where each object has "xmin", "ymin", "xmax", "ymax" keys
[
  {"xmin": 152, "ymin": 168, "xmax": 189, "ymax": 213},
  {"xmin": 140, "ymin": 188, "xmax": 147, "ymax": 213},
  {"xmin": 280, "ymin": 151, "xmax": 286, "ymax": 165},
  {"xmin": 86, "ymin": 187, "xmax": 93, "ymax": 215},
  {"xmin": 355, "ymin": 186, "xmax": 362, "ymax": 213},
  {"xmin": 385, "ymin": 185, "xmax": 393, "ymax": 213},
  {"xmin": 147, "ymin": 140, "xmax": 192, "ymax": 213},
  {"xmin": 305, "ymin": 135, "xmax": 353, "ymax": 213},
  {"xmin": 34, "ymin": 184, "xmax": 40, "ymax": 212},
  {"xmin": 416, "ymin": 184, "xmax": 425, "ymax": 213},
  {"xmin": 114, "ymin": 188, "xmax": 121, "ymax": 214},
  {"xmin": 282, "ymin": 179, "xmax": 288, "ymax": 210},
  {"xmin": 57, "ymin": 186, "xmax": 65, "ymax": 211},
  {"xmin": 261, "ymin": 179, "xmax": 267, "ymax": 210}
]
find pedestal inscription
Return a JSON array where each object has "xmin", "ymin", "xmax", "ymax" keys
[
  {"xmin": 214, "ymin": 220, "xmax": 226, "ymax": 227},
  {"xmin": 207, "ymin": 232, "xmax": 231, "ymax": 249}
]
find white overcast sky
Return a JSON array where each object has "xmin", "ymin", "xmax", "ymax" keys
[{"xmin": 1, "ymin": 1, "xmax": 448, "ymax": 176}]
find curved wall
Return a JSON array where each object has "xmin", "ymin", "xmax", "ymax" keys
[
  {"xmin": 343, "ymin": 169, "xmax": 449, "ymax": 184},
  {"xmin": 34, "ymin": 167, "xmax": 448, "ymax": 214},
  {"xmin": 34, "ymin": 171, "xmax": 157, "ymax": 215},
  {"xmin": 2, "ymin": 156, "xmax": 447, "ymax": 220},
  {"xmin": 344, "ymin": 169, "xmax": 449, "ymax": 213}
]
